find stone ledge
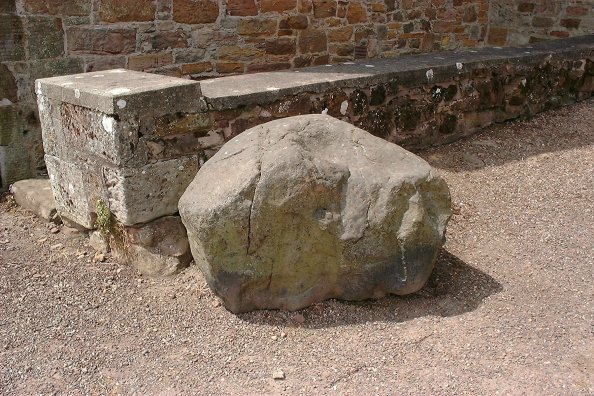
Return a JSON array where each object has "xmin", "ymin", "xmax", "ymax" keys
[
  {"xmin": 200, "ymin": 34, "xmax": 594, "ymax": 111},
  {"xmin": 36, "ymin": 69, "xmax": 203, "ymax": 117}
]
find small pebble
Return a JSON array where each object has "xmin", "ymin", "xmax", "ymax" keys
[
  {"xmin": 49, "ymin": 227, "xmax": 60, "ymax": 234},
  {"xmin": 292, "ymin": 313, "xmax": 306, "ymax": 324},
  {"xmin": 272, "ymin": 369, "xmax": 285, "ymax": 380}
]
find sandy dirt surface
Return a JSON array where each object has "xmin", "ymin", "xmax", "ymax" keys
[{"xmin": 1, "ymin": 99, "xmax": 593, "ymax": 395}]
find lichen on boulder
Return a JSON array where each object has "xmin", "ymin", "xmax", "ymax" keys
[{"xmin": 179, "ymin": 115, "xmax": 452, "ymax": 313}]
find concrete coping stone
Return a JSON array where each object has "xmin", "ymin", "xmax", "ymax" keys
[
  {"xmin": 200, "ymin": 34, "xmax": 594, "ymax": 110},
  {"xmin": 35, "ymin": 69, "xmax": 202, "ymax": 116}
]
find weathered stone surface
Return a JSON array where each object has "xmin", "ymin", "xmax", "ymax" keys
[
  {"xmin": 260, "ymin": 0, "xmax": 297, "ymax": 13},
  {"xmin": 172, "ymin": 0, "xmax": 219, "ymax": 24},
  {"xmin": 24, "ymin": 16, "xmax": 64, "ymax": 60},
  {"xmin": 0, "ymin": 101, "xmax": 18, "ymax": 146},
  {"xmin": 227, "ymin": 0, "xmax": 258, "ymax": 16},
  {"xmin": 37, "ymin": 69, "xmax": 202, "ymax": 118},
  {"xmin": 10, "ymin": 178, "xmax": 59, "ymax": 222},
  {"xmin": 46, "ymin": 154, "xmax": 199, "ymax": 228},
  {"xmin": 0, "ymin": 14, "xmax": 25, "ymax": 62},
  {"xmin": 0, "ymin": 64, "xmax": 17, "ymax": 103},
  {"xmin": 20, "ymin": 0, "xmax": 91, "ymax": 15},
  {"xmin": 179, "ymin": 115, "xmax": 451, "ymax": 313},
  {"xmin": 66, "ymin": 27, "xmax": 137, "ymax": 55},
  {"xmin": 99, "ymin": 0, "xmax": 156, "ymax": 22},
  {"xmin": 112, "ymin": 216, "xmax": 192, "ymax": 276}
]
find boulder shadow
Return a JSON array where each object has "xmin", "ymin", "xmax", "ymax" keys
[
  {"xmin": 238, "ymin": 249, "xmax": 502, "ymax": 329},
  {"xmin": 419, "ymin": 99, "xmax": 594, "ymax": 173}
]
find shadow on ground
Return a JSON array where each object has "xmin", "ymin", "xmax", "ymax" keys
[
  {"xmin": 238, "ymin": 249, "xmax": 502, "ymax": 329},
  {"xmin": 419, "ymin": 99, "xmax": 594, "ymax": 173}
]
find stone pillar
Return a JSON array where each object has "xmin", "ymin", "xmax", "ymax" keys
[{"xmin": 36, "ymin": 69, "xmax": 217, "ymax": 276}]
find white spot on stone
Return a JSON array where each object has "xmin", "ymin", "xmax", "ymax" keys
[
  {"xmin": 109, "ymin": 88, "xmax": 131, "ymax": 95},
  {"xmin": 108, "ymin": 69, "xmax": 127, "ymax": 74},
  {"xmin": 266, "ymin": 87, "xmax": 279, "ymax": 91},
  {"xmin": 365, "ymin": 64, "xmax": 375, "ymax": 68},
  {"xmin": 325, "ymin": 64, "xmax": 333, "ymax": 67},
  {"xmin": 342, "ymin": 62, "xmax": 355, "ymax": 65},
  {"xmin": 340, "ymin": 100, "xmax": 349, "ymax": 115},
  {"xmin": 260, "ymin": 109, "xmax": 272, "ymax": 118},
  {"xmin": 521, "ymin": 78, "xmax": 527, "ymax": 86},
  {"xmin": 116, "ymin": 99, "xmax": 127, "ymax": 109},
  {"xmin": 61, "ymin": 82, "xmax": 73, "ymax": 86},
  {"xmin": 50, "ymin": 174, "xmax": 55, "ymax": 182},
  {"xmin": 74, "ymin": 89, "xmax": 81, "ymax": 99},
  {"xmin": 525, "ymin": 51, "xmax": 531, "ymax": 54},
  {"xmin": 68, "ymin": 183, "xmax": 74, "ymax": 194},
  {"xmin": 141, "ymin": 170, "xmax": 146, "ymax": 175},
  {"xmin": 321, "ymin": 108, "xmax": 328, "ymax": 115},
  {"xmin": 102, "ymin": 115, "xmax": 115, "ymax": 133},
  {"xmin": 494, "ymin": 46, "xmax": 502, "ymax": 49},
  {"xmin": 426, "ymin": 69, "xmax": 434, "ymax": 81},
  {"xmin": 92, "ymin": 74, "xmax": 105, "ymax": 78},
  {"xmin": 456, "ymin": 62, "xmax": 463, "ymax": 70},
  {"xmin": 35, "ymin": 81, "xmax": 42, "ymax": 95},
  {"xmin": 178, "ymin": 165, "xmax": 184, "ymax": 171}
]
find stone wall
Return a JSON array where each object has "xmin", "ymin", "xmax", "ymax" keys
[
  {"xmin": 2, "ymin": 0, "xmax": 594, "ymax": 190},
  {"xmin": 489, "ymin": 0, "xmax": 594, "ymax": 46},
  {"xmin": 36, "ymin": 35, "xmax": 594, "ymax": 274}
]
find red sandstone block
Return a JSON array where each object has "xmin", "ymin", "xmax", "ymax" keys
[
  {"xmin": 260, "ymin": 0, "xmax": 297, "ymax": 13},
  {"xmin": 312, "ymin": 0, "xmax": 336, "ymax": 18},
  {"xmin": 237, "ymin": 18, "xmax": 278, "ymax": 35},
  {"xmin": 265, "ymin": 38, "xmax": 296, "ymax": 55},
  {"xmin": 550, "ymin": 31, "xmax": 570, "ymax": 38},
  {"xmin": 128, "ymin": 52, "xmax": 174, "ymax": 70},
  {"xmin": 298, "ymin": 29, "xmax": 328, "ymax": 53},
  {"xmin": 99, "ymin": 0, "xmax": 156, "ymax": 22},
  {"xmin": 216, "ymin": 62, "xmax": 245, "ymax": 74},
  {"xmin": 67, "ymin": 27, "xmax": 137, "ymax": 55},
  {"xmin": 227, "ymin": 0, "xmax": 258, "ymax": 16},
  {"xmin": 21, "ymin": 0, "xmax": 90, "ymax": 16},
  {"xmin": 560, "ymin": 18, "xmax": 581, "ymax": 29},
  {"xmin": 566, "ymin": 6, "xmax": 589, "ymax": 17},
  {"xmin": 346, "ymin": 2, "xmax": 368, "ymax": 24},
  {"xmin": 172, "ymin": 0, "xmax": 219, "ymax": 24},
  {"xmin": 181, "ymin": 62, "xmax": 214, "ymax": 74}
]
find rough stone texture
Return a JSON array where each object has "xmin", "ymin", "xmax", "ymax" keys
[
  {"xmin": 179, "ymin": 115, "xmax": 451, "ymax": 312},
  {"xmin": 36, "ymin": 69, "xmax": 204, "ymax": 228},
  {"xmin": 489, "ymin": 0, "xmax": 594, "ymax": 46},
  {"xmin": 4, "ymin": 0, "xmax": 594, "ymax": 192},
  {"xmin": 112, "ymin": 216, "xmax": 192, "ymax": 277},
  {"xmin": 200, "ymin": 35, "xmax": 594, "ymax": 151},
  {"xmin": 9, "ymin": 178, "xmax": 59, "ymax": 223}
]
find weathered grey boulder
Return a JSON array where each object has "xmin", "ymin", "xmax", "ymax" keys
[{"xmin": 179, "ymin": 115, "xmax": 451, "ymax": 313}]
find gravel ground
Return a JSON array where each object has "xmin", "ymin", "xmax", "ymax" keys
[{"xmin": 1, "ymin": 99, "xmax": 593, "ymax": 395}]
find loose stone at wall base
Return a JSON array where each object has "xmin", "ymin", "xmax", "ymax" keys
[
  {"xmin": 179, "ymin": 115, "xmax": 452, "ymax": 313},
  {"xmin": 110, "ymin": 216, "xmax": 192, "ymax": 277}
]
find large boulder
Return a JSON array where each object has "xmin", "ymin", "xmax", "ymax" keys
[{"xmin": 179, "ymin": 115, "xmax": 451, "ymax": 313}]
